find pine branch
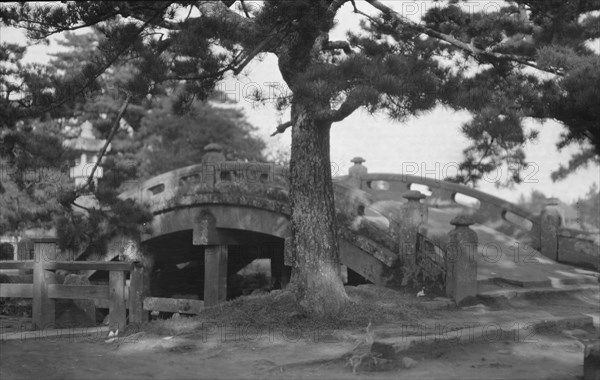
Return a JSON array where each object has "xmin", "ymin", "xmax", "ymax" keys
[
  {"xmin": 71, "ymin": 201, "xmax": 92, "ymax": 213},
  {"xmin": 270, "ymin": 121, "xmax": 293, "ymax": 136},
  {"xmin": 240, "ymin": 0, "xmax": 251, "ymax": 18},
  {"xmin": 233, "ymin": 32, "xmax": 278, "ymax": 75},
  {"xmin": 37, "ymin": 3, "xmax": 171, "ymax": 115},
  {"xmin": 327, "ymin": 0, "xmax": 350, "ymax": 19},
  {"xmin": 14, "ymin": 12, "xmax": 122, "ymax": 39},
  {"xmin": 198, "ymin": 1, "xmax": 253, "ymax": 28},
  {"xmin": 194, "ymin": 1, "xmax": 285, "ymax": 76},
  {"xmin": 317, "ymin": 89, "xmax": 365, "ymax": 122},
  {"xmin": 323, "ymin": 40, "xmax": 353, "ymax": 54},
  {"xmin": 349, "ymin": 1, "xmax": 382, "ymax": 26},
  {"xmin": 364, "ymin": 0, "xmax": 565, "ymax": 77}
]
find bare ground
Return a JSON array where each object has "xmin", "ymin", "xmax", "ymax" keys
[
  {"xmin": 1, "ymin": 285, "xmax": 598, "ymax": 380},
  {"xmin": 0, "ymin": 327, "xmax": 593, "ymax": 379}
]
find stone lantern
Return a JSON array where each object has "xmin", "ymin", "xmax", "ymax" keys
[
  {"xmin": 63, "ymin": 120, "xmax": 108, "ymax": 187},
  {"xmin": 63, "ymin": 121, "xmax": 109, "ymax": 214}
]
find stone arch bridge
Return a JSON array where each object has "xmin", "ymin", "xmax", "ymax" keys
[{"xmin": 113, "ymin": 157, "xmax": 599, "ymax": 307}]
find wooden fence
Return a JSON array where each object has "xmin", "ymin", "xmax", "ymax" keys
[{"xmin": 0, "ymin": 240, "xmax": 145, "ymax": 330}]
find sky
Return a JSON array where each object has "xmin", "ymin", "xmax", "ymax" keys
[{"xmin": 1, "ymin": 1, "xmax": 599, "ymax": 204}]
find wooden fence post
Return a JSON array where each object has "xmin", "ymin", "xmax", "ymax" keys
[
  {"xmin": 109, "ymin": 270, "xmax": 126, "ymax": 331},
  {"xmin": 32, "ymin": 239, "xmax": 57, "ymax": 330},
  {"xmin": 128, "ymin": 262, "xmax": 147, "ymax": 324}
]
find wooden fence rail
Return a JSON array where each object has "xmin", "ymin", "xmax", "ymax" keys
[{"xmin": 0, "ymin": 240, "xmax": 145, "ymax": 330}]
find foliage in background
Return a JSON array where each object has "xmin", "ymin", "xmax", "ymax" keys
[
  {"xmin": 0, "ymin": 29, "xmax": 267, "ymax": 252},
  {"xmin": 517, "ymin": 184, "xmax": 600, "ymax": 231},
  {"xmin": 423, "ymin": 1, "xmax": 600, "ymax": 185},
  {"xmin": 573, "ymin": 183, "xmax": 600, "ymax": 231}
]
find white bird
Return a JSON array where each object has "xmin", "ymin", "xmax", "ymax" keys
[{"xmin": 417, "ymin": 287, "xmax": 426, "ymax": 297}]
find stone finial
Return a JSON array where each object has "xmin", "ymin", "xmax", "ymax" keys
[
  {"xmin": 204, "ymin": 143, "xmax": 223, "ymax": 152},
  {"xmin": 450, "ymin": 214, "xmax": 475, "ymax": 227},
  {"xmin": 402, "ymin": 190, "xmax": 426, "ymax": 202},
  {"xmin": 80, "ymin": 120, "xmax": 95, "ymax": 138},
  {"xmin": 348, "ymin": 157, "xmax": 367, "ymax": 188},
  {"xmin": 202, "ymin": 143, "xmax": 225, "ymax": 163}
]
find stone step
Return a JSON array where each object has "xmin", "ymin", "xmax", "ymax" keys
[
  {"xmin": 478, "ymin": 283, "xmax": 600, "ymax": 302},
  {"xmin": 478, "ymin": 274, "xmax": 599, "ymax": 289},
  {"xmin": 371, "ymin": 313, "xmax": 596, "ymax": 354}
]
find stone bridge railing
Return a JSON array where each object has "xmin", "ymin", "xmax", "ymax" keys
[
  {"xmin": 119, "ymin": 161, "xmax": 290, "ymax": 212},
  {"xmin": 334, "ymin": 182, "xmax": 479, "ymax": 303},
  {"xmin": 341, "ymin": 158, "xmax": 600, "ymax": 271},
  {"xmin": 338, "ymin": 171, "xmax": 541, "ymax": 249}
]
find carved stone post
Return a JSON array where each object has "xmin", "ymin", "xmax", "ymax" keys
[
  {"xmin": 202, "ymin": 143, "xmax": 225, "ymax": 189},
  {"xmin": 395, "ymin": 191, "xmax": 428, "ymax": 264},
  {"xmin": 446, "ymin": 215, "xmax": 478, "ymax": 305},
  {"xmin": 348, "ymin": 157, "xmax": 367, "ymax": 188},
  {"xmin": 540, "ymin": 197, "xmax": 562, "ymax": 261}
]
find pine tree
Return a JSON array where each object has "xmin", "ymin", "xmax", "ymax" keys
[{"xmin": 2, "ymin": 1, "xmax": 599, "ymax": 315}]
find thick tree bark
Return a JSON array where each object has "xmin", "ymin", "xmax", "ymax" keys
[{"xmin": 288, "ymin": 103, "xmax": 348, "ymax": 316}]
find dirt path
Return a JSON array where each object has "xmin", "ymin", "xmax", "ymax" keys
[
  {"xmin": 0, "ymin": 328, "xmax": 590, "ymax": 380},
  {"xmin": 2, "ymin": 285, "xmax": 597, "ymax": 379}
]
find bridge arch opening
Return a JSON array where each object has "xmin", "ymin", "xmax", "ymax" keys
[
  {"xmin": 503, "ymin": 211, "xmax": 534, "ymax": 231},
  {"xmin": 368, "ymin": 180, "xmax": 391, "ymax": 191},
  {"xmin": 409, "ymin": 183, "xmax": 432, "ymax": 197},
  {"xmin": 142, "ymin": 229, "xmax": 290, "ymax": 303},
  {"xmin": 453, "ymin": 192, "xmax": 481, "ymax": 209}
]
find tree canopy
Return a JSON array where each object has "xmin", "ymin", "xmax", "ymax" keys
[
  {"xmin": 0, "ymin": 28, "xmax": 267, "ymax": 248},
  {"xmin": 2, "ymin": 0, "xmax": 599, "ymax": 314}
]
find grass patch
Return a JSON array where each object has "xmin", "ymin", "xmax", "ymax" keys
[{"xmin": 143, "ymin": 285, "xmax": 434, "ymax": 337}]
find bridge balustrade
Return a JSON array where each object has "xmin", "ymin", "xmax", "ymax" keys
[
  {"xmin": 341, "ymin": 160, "xmax": 599, "ymax": 271},
  {"xmin": 119, "ymin": 162, "xmax": 290, "ymax": 211},
  {"xmin": 337, "ymin": 173, "xmax": 542, "ymax": 250}
]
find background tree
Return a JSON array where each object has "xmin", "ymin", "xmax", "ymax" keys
[
  {"xmin": 517, "ymin": 189, "xmax": 549, "ymax": 216},
  {"xmin": 47, "ymin": 31, "xmax": 266, "ymax": 189},
  {"xmin": 572, "ymin": 183, "xmax": 600, "ymax": 231},
  {"xmin": 3, "ymin": 0, "xmax": 599, "ymax": 315},
  {"xmin": 1, "ymin": 29, "xmax": 266, "ymax": 251},
  {"xmin": 517, "ymin": 185, "xmax": 600, "ymax": 232}
]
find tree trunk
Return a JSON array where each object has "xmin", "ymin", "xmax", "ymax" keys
[{"xmin": 288, "ymin": 103, "xmax": 348, "ymax": 316}]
